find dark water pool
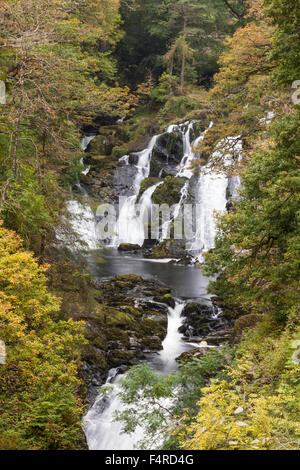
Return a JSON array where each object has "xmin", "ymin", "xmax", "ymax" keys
[{"xmin": 88, "ymin": 248, "xmax": 212, "ymax": 301}]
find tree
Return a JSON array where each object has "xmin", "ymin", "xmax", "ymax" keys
[
  {"xmin": 114, "ymin": 350, "xmax": 230, "ymax": 449},
  {"xmin": 0, "ymin": 221, "xmax": 85, "ymax": 449},
  {"xmin": 263, "ymin": 0, "xmax": 300, "ymax": 86},
  {"xmin": 117, "ymin": 0, "xmax": 245, "ymax": 88},
  {"xmin": 0, "ymin": 0, "xmax": 134, "ymax": 251}
]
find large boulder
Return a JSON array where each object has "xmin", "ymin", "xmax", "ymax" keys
[
  {"xmin": 179, "ymin": 302, "xmax": 213, "ymax": 337},
  {"xmin": 151, "ymin": 239, "xmax": 188, "ymax": 260},
  {"xmin": 152, "ymin": 176, "xmax": 186, "ymax": 206},
  {"xmin": 231, "ymin": 314, "xmax": 262, "ymax": 344},
  {"xmin": 149, "ymin": 130, "xmax": 184, "ymax": 177},
  {"xmin": 118, "ymin": 243, "xmax": 142, "ymax": 252}
]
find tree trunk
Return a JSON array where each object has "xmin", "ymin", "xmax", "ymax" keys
[
  {"xmin": 180, "ymin": 52, "xmax": 186, "ymax": 93},
  {"xmin": 180, "ymin": 13, "xmax": 187, "ymax": 93},
  {"xmin": 169, "ymin": 55, "xmax": 174, "ymax": 96},
  {"xmin": 0, "ymin": 97, "xmax": 23, "ymax": 210}
]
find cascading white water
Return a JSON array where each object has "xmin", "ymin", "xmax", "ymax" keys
[
  {"xmin": 112, "ymin": 136, "xmax": 159, "ymax": 247},
  {"xmin": 56, "ymin": 134, "xmax": 98, "ymax": 250},
  {"xmin": 80, "ymin": 134, "xmax": 96, "ymax": 176},
  {"xmin": 160, "ymin": 122, "xmax": 210, "ymax": 240},
  {"xmin": 115, "ymin": 182, "xmax": 162, "ymax": 246},
  {"xmin": 113, "ymin": 122, "xmax": 203, "ymax": 247},
  {"xmin": 190, "ymin": 166, "xmax": 228, "ymax": 261},
  {"xmin": 110, "ymin": 119, "xmax": 242, "ymax": 260},
  {"xmin": 83, "ymin": 300, "xmax": 189, "ymax": 450},
  {"xmin": 189, "ymin": 136, "xmax": 242, "ymax": 261},
  {"xmin": 58, "ymin": 198, "xmax": 98, "ymax": 251},
  {"xmin": 81, "ymin": 134, "xmax": 96, "ymax": 151}
]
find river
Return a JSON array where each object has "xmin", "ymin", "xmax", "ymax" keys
[{"xmin": 62, "ymin": 122, "xmax": 240, "ymax": 450}]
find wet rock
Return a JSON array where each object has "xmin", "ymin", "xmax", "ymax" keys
[
  {"xmin": 153, "ymin": 293, "xmax": 175, "ymax": 309},
  {"xmin": 231, "ymin": 314, "xmax": 262, "ymax": 344},
  {"xmin": 149, "ymin": 130, "xmax": 184, "ymax": 177},
  {"xmin": 118, "ymin": 243, "xmax": 142, "ymax": 252},
  {"xmin": 176, "ymin": 346, "xmax": 214, "ymax": 363},
  {"xmin": 81, "ymin": 274, "xmax": 175, "ymax": 401},
  {"xmin": 150, "ymin": 239, "xmax": 187, "ymax": 259},
  {"xmin": 179, "ymin": 302, "xmax": 220, "ymax": 339}
]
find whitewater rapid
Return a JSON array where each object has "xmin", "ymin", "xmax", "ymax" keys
[{"xmin": 83, "ymin": 300, "xmax": 191, "ymax": 450}]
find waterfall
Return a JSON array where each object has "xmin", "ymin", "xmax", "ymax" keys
[
  {"xmin": 83, "ymin": 300, "xmax": 189, "ymax": 450},
  {"xmin": 80, "ymin": 134, "xmax": 96, "ymax": 176},
  {"xmin": 56, "ymin": 133, "xmax": 98, "ymax": 250},
  {"xmin": 160, "ymin": 122, "xmax": 211, "ymax": 241},
  {"xmin": 189, "ymin": 166, "xmax": 229, "ymax": 261},
  {"xmin": 57, "ymin": 198, "xmax": 98, "ymax": 251},
  {"xmin": 109, "ymin": 120, "xmax": 241, "ymax": 260},
  {"xmin": 176, "ymin": 121, "xmax": 197, "ymax": 179},
  {"xmin": 84, "ymin": 373, "xmax": 145, "ymax": 450},
  {"xmin": 112, "ymin": 135, "xmax": 160, "ymax": 247},
  {"xmin": 114, "ymin": 182, "xmax": 162, "ymax": 246},
  {"xmin": 189, "ymin": 136, "xmax": 242, "ymax": 261}
]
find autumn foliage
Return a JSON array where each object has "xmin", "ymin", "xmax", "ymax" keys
[{"xmin": 0, "ymin": 221, "xmax": 85, "ymax": 449}]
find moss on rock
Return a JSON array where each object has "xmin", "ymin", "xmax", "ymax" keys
[
  {"xmin": 152, "ymin": 176, "xmax": 186, "ymax": 206},
  {"xmin": 231, "ymin": 314, "xmax": 262, "ymax": 344},
  {"xmin": 118, "ymin": 243, "xmax": 142, "ymax": 252},
  {"xmin": 137, "ymin": 177, "xmax": 162, "ymax": 200},
  {"xmin": 115, "ymin": 274, "xmax": 143, "ymax": 283},
  {"xmin": 154, "ymin": 293, "xmax": 175, "ymax": 308},
  {"xmin": 151, "ymin": 239, "xmax": 187, "ymax": 259},
  {"xmin": 141, "ymin": 318, "xmax": 166, "ymax": 340}
]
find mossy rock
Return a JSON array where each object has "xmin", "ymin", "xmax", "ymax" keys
[
  {"xmin": 88, "ymin": 126, "xmax": 126, "ymax": 157},
  {"xmin": 154, "ymin": 293, "xmax": 175, "ymax": 308},
  {"xmin": 128, "ymin": 136, "xmax": 152, "ymax": 153},
  {"xmin": 115, "ymin": 274, "xmax": 143, "ymax": 283},
  {"xmin": 140, "ymin": 318, "xmax": 166, "ymax": 340},
  {"xmin": 118, "ymin": 243, "xmax": 142, "ymax": 252},
  {"xmin": 104, "ymin": 307, "xmax": 136, "ymax": 327},
  {"xmin": 177, "ymin": 347, "xmax": 212, "ymax": 363},
  {"xmin": 106, "ymin": 327, "xmax": 130, "ymax": 344},
  {"xmin": 167, "ymin": 130, "xmax": 184, "ymax": 160},
  {"xmin": 112, "ymin": 144, "xmax": 130, "ymax": 159},
  {"xmin": 231, "ymin": 314, "xmax": 263, "ymax": 344},
  {"xmin": 152, "ymin": 176, "xmax": 186, "ymax": 206},
  {"xmin": 108, "ymin": 350, "xmax": 136, "ymax": 367},
  {"xmin": 158, "ymin": 287, "xmax": 172, "ymax": 294},
  {"xmin": 142, "ymin": 336, "xmax": 162, "ymax": 350},
  {"xmin": 137, "ymin": 177, "xmax": 162, "ymax": 200},
  {"xmin": 151, "ymin": 239, "xmax": 186, "ymax": 259}
]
